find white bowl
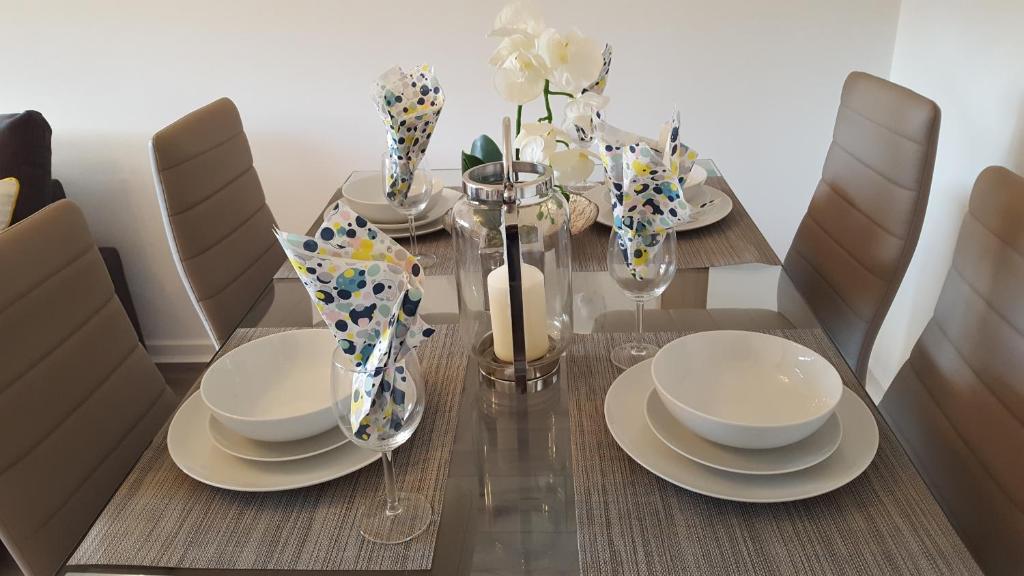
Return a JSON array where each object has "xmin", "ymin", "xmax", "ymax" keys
[
  {"xmin": 200, "ymin": 329, "xmax": 342, "ymax": 442},
  {"xmin": 342, "ymin": 173, "xmax": 441, "ymax": 225},
  {"xmin": 650, "ymin": 331, "xmax": 843, "ymax": 449}
]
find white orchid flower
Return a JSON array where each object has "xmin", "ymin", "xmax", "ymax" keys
[
  {"xmin": 562, "ymin": 92, "xmax": 610, "ymax": 144},
  {"xmin": 489, "ymin": 2, "xmax": 545, "ymax": 38},
  {"xmin": 549, "ymin": 148, "xmax": 598, "ymax": 186},
  {"xmin": 538, "ymin": 28, "xmax": 604, "ymax": 94},
  {"xmin": 514, "ymin": 122, "xmax": 569, "ymax": 163},
  {"xmin": 491, "ymin": 35, "xmax": 549, "ymax": 105}
]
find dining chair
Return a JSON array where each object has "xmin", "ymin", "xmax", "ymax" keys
[
  {"xmin": 150, "ymin": 97, "xmax": 284, "ymax": 348},
  {"xmin": 783, "ymin": 71, "xmax": 940, "ymax": 382},
  {"xmin": 0, "ymin": 200, "xmax": 177, "ymax": 576},
  {"xmin": 879, "ymin": 166, "xmax": 1024, "ymax": 576}
]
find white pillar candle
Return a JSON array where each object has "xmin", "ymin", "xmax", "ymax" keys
[{"xmin": 487, "ymin": 263, "xmax": 549, "ymax": 362}]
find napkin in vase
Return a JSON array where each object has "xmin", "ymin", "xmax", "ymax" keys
[
  {"xmin": 276, "ymin": 200, "xmax": 434, "ymax": 443},
  {"xmin": 372, "ymin": 64, "xmax": 446, "ymax": 204},
  {"xmin": 595, "ymin": 112, "xmax": 699, "ymax": 279}
]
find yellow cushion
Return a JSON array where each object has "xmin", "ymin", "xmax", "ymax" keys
[{"xmin": 0, "ymin": 177, "xmax": 19, "ymax": 231}]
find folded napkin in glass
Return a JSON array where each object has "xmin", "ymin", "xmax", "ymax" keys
[
  {"xmin": 276, "ymin": 200, "xmax": 434, "ymax": 442},
  {"xmin": 595, "ymin": 111, "xmax": 699, "ymax": 279},
  {"xmin": 372, "ymin": 64, "xmax": 446, "ymax": 204}
]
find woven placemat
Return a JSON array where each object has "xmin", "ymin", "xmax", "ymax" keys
[
  {"xmin": 571, "ymin": 175, "xmax": 780, "ymax": 271},
  {"xmin": 566, "ymin": 330, "xmax": 980, "ymax": 575},
  {"xmin": 69, "ymin": 325, "xmax": 467, "ymax": 572}
]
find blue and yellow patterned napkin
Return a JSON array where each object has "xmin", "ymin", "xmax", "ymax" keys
[
  {"xmin": 372, "ymin": 65, "xmax": 445, "ymax": 204},
  {"xmin": 595, "ymin": 112, "xmax": 698, "ymax": 279},
  {"xmin": 275, "ymin": 201, "xmax": 433, "ymax": 442}
]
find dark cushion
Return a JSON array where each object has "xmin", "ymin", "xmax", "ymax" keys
[{"xmin": 0, "ymin": 111, "xmax": 54, "ymax": 224}]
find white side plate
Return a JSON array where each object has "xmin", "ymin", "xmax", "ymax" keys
[
  {"xmin": 645, "ymin": 389, "xmax": 842, "ymax": 475},
  {"xmin": 605, "ymin": 359, "xmax": 878, "ymax": 503},
  {"xmin": 169, "ymin": 392, "xmax": 378, "ymax": 492},
  {"xmin": 208, "ymin": 415, "xmax": 349, "ymax": 463},
  {"xmin": 592, "ymin": 183, "xmax": 734, "ymax": 233}
]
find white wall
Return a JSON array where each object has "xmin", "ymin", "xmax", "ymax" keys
[
  {"xmin": 866, "ymin": 0, "xmax": 1024, "ymax": 400},
  {"xmin": 1, "ymin": 0, "xmax": 900, "ymax": 360}
]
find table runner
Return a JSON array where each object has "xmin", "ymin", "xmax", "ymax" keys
[
  {"xmin": 566, "ymin": 330, "xmax": 980, "ymax": 575},
  {"xmin": 280, "ymin": 161, "xmax": 778, "ymax": 279},
  {"xmin": 397, "ymin": 172, "xmax": 780, "ymax": 277},
  {"xmin": 69, "ymin": 324, "xmax": 467, "ymax": 572}
]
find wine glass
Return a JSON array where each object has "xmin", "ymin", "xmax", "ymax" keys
[
  {"xmin": 330, "ymin": 348, "xmax": 429, "ymax": 543},
  {"xmin": 382, "ymin": 153, "xmax": 437, "ymax": 269},
  {"xmin": 606, "ymin": 228, "xmax": 678, "ymax": 369}
]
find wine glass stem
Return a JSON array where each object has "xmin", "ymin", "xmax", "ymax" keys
[
  {"xmin": 381, "ymin": 450, "xmax": 402, "ymax": 516},
  {"xmin": 635, "ymin": 300, "xmax": 645, "ymax": 338},
  {"xmin": 407, "ymin": 215, "xmax": 419, "ymax": 257}
]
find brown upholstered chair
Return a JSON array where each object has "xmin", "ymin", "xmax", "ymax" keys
[
  {"xmin": 784, "ymin": 71, "xmax": 940, "ymax": 382},
  {"xmin": 150, "ymin": 97, "xmax": 284, "ymax": 348},
  {"xmin": 880, "ymin": 166, "xmax": 1024, "ymax": 576},
  {"xmin": 0, "ymin": 200, "xmax": 177, "ymax": 576}
]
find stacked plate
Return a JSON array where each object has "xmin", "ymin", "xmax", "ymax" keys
[
  {"xmin": 167, "ymin": 329, "xmax": 380, "ymax": 492},
  {"xmin": 605, "ymin": 331, "xmax": 879, "ymax": 502},
  {"xmin": 342, "ymin": 173, "xmax": 460, "ymax": 237},
  {"xmin": 588, "ymin": 164, "xmax": 735, "ymax": 232}
]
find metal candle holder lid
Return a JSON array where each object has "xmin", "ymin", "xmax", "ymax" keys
[{"xmin": 461, "ymin": 129, "xmax": 553, "ymax": 203}]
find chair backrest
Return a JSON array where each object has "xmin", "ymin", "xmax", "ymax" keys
[
  {"xmin": 783, "ymin": 71, "xmax": 940, "ymax": 382},
  {"xmin": 150, "ymin": 97, "xmax": 284, "ymax": 348},
  {"xmin": 880, "ymin": 166, "xmax": 1024, "ymax": 575},
  {"xmin": 0, "ymin": 200, "xmax": 177, "ymax": 576}
]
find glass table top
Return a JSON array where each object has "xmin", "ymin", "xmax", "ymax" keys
[
  {"xmin": 67, "ymin": 164, "xmax": 964, "ymax": 576},
  {"xmin": 233, "ymin": 259, "xmax": 827, "ymax": 576},
  {"xmin": 220, "ymin": 163, "xmax": 837, "ymax": 575}
]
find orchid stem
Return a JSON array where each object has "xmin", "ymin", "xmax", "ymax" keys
[
  {"xmin": 515, "ymin": 104, "xmax": 522, "ymax": 160},
  {"xmin": 538, "ymin": 80, "xmax": 554, "ymax": 123}
]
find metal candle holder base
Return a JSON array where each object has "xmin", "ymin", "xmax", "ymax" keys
[{"xmin": 474, "ymin": 333, "xmax": 561, "ymax": 394}]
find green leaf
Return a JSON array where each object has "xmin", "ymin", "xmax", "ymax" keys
[
  {"xmin": 461, "ymin": 152, "xmax": 485, "ymax": 174},
  {"xmin": 471, "ymin": 134, "xmax": 503, "ymax": 163}
]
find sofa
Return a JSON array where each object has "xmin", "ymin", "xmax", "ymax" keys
[{"xmin": 0, "ymin": 110, "xmax": 145, "ymax": 345}]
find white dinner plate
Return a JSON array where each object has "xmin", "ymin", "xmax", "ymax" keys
[
  {"xmin": 645, "ymin": 389, "xmax": 842, "ymax": 475},
  {"xmin": 370, "ymin": 188, "xmax": 459, "ymax": 238},
  {"xmin": 208, "ymin": 415, "xmax": 349, "ymax": 463},
  {"xmin": 374, "ymin": 220, "xmax": 446, "ymax": 239},
  {"xmin": 591, "ymin": 183, "xmax": 734, "ymax": 233},
  {"xmin": 605, "ymin": 359, "xmax": 878, "ymax": 503},
  {"xmin": 169, "ymin": 392, "xmax": 378, "ymax": 492}
]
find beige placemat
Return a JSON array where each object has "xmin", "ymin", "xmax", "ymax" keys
[
  {"xmin": 566, "ymin": 330, "xmax": 980, "ymax": 575},
  {"xmin": 571, "ymin": 175, "xmax": 780, "ymax": 271},
  {"xmin": 69, "ymin": 325, "xmax": 467, "ymax": 572}
]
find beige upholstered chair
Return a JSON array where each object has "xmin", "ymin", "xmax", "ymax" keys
[
  {"xmin": 150, "ymin": 97, "xmax": 284, "ymax": 348},
  {"xmin": 784, "ymin": 71, "xmax": 940, "ymax": 382},
  {"xmin": 880, "ymin": 166, "xmax": 1024, "ymax": 576},
  {"xmin": 0, "ymin": 200, "xmax": 177, "ymax": 576}
]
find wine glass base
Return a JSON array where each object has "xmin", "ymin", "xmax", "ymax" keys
[
  {"xmin": 416, "ymin": 253, "xmax": 438, "ymax": 269},
  {"xmin": 357, "ymin": 492, "xmax": 432, "ymax": 544},
  {"xmin": 611, "ymin": 342, "xmax": 659, "ymax": 370}
]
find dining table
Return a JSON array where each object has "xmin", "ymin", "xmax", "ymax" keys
[{"xmin": 62, "ymin": 160, "xmax": 982, "ymax": 575}]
